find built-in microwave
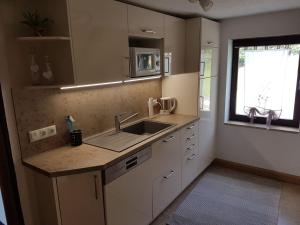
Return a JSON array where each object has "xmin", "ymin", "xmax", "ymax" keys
[{"xmin": 130, "ymin": 47, "xmax": 161, "ymax": 77}]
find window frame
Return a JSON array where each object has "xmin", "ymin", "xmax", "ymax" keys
[{"xmin": 229, "ymin": 35, "xmax": 300, "ymax": 128}]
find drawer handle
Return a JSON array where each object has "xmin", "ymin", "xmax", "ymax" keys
[
  {"xmin": 186, "ymin": 147, "xmax": 192, "ymax": 152},
  {"xmin": 186, "ymin": 125, "xmax": 195, "ymax": 130},
  {"xmin": 163, "ymin": 136, "xmax": 175, "ymax": 143},
  {"xmin": 94, "ymin": 175, "xmax": 99, "ymax": 200},
  {"xmin": 163, "ymin": 170, "xmax": 175, "ymax": 179},
  {"xmin": 186, "ymin": 144, "xmax": 195, "ymax": 152},
  {"xmin": 188, "ymin": 154, "xmax": 196, "ymax": 161},
  {"xmin": 207, "ymin": 41, "xmax": 216, "ymax": 45},
  {"xmin": 186, "ymin": 135, "xmax": 195, "ymax": 141},
  {"xmin": 141, "ymin": 29, "xmax": 156, "ymax": 34}
]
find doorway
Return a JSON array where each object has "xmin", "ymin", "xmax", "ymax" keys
[{"xmin": 0, "ymin": 85, "xmax": 24, "ymax": 225}]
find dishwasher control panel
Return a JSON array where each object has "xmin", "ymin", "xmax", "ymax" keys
[{"xmin": 104, "ymin": 146, "xmax": 152, "ymax": 184}]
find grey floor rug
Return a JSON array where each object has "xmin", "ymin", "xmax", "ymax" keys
[{"xmin": 167, "ymin": 166, "xmax": 282, "ymax": 225}]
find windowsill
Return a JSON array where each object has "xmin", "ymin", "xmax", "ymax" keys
[{"xmin": 224, "ymin": 121, "xmax": 300, "ymax": 134}]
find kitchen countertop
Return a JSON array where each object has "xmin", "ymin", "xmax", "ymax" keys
[{"xmin": 23, "ymin": 114, "xmax": 199, "ymax": 177}]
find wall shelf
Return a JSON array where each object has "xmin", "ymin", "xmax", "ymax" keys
[{"xmin": 17, "ymin": 36, "xmax": 71, "ymax": 42}]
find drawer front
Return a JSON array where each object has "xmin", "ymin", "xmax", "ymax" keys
[
  {"xmin": 152, "ymin": 131, "xmax": 181, "ymax": 179},
  {"xmin": 183, "ymin": 133, "xmax": 197, "ymax": 148},
  {"xmin": 182, "ymin": 153, "xmax": 199, "ymax": 190},
  {"xmin": 182, "ymin": 121, "xmax": 198, "ymax": 140},
  {"xmin": 183, "ymin": 142, "xmax": 197, "ymax": 156},
  {"xmin": 153, "ymin": 167, "xmax": 181, "ymax": 218},
  {"xmin": 128, "ymin": 5, "xmax": 164, "ymax": 38}
]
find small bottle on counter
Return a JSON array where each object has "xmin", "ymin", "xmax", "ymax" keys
[{"xmin": 65, "ymin": 115, "xmax": 82, "ymax": 146}]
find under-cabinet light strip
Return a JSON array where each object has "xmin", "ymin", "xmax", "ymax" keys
[
  {"xmin": 60, "ymin": 75, "xmax": 162, "ymax": 90},
  {"xmin": 60, "ymin": 81, "xmax": 123, "ymax": 90},
  {"xmin": 123, "ymin": 75, "xmax": 162, "ymax": 83}
]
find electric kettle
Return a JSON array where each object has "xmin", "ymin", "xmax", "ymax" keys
[{"xmin": 160, "ymin": 97, "xmax": 177, "ymax": 115}]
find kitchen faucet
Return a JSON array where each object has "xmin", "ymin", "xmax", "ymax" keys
[{"xmin": 114, "ymin": 112, "xmax": 139, "ymax": 132}]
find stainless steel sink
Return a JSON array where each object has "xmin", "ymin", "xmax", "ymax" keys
[
  {"xmin": 122, "ymin": 120, "xmax": 174, "ymax": 135},
  {"xmin": 84, "ymin": 120, "xmax": 174, "ymax": 152}
]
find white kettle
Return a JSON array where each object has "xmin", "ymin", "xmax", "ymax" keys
[{"xmin": 160, "ymin": 97, "xmax": 177, "ymax": 115}]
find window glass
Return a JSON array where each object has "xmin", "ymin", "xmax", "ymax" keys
[
  {"xmin": 236, "ymin": 45, "xmax": 300, "ymax": 120},
  {"xmin": 230, "ymin": 36, "xmax": 300, "ymax": 128}
]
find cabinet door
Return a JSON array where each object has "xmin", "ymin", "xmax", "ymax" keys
[
  {"xmin": 164, "ymin": 15, "xmax": 186, "ymax": 75},
  {"xmin": 151, "ymin": 132, "xmax": 181, "ymax": 177},
  {"xmin": 199, "ymin": 47, "xmax": 219, "ymax": 114},
  {"xmin": 68, "ymin": 0, "xmax": 129, "ymax": 84},
  {"xmin": 153, "ymin": 167, "xmax": 181, "ymax": 218},
  {"xmin": 198, "ymin": 77, "xmax": 218, "ymax": 173},
  {"xmin": 181, "ymin": 121, "xmax": 200, "ymax": 190},
  {"xmin": 201, "ymin": 18, "xmax": 220, "ymax": 47},
  {"xmin": 56, "ymin": 171, "xmax": 105, "ymax": 225},
  {"xmin": 152, "ymin": 132, "xmax": 181, "ymax": 218},
  {"xmin": 128, "ymin": 5, "xmax": 164, "ymax": 39},
  {"xmin": 182, "ymin": 151, "xmax": 199, "ymax": 190},
  {"xmin": 185, "ymin": 18, "xmax": 201, "ymax": 73}
]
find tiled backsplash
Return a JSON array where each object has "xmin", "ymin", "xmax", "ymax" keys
[{"xmin": 12, "ymin": 80, "xmax": 161, "ymax": 158}]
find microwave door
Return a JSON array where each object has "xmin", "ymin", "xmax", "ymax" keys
[
  {"xmin": 130, "ymin": 47, "xmax": 161, "ymax": 77},
  {"xmin": 136, "ymin": 53, "xmax": 156, "ymax": 76}
]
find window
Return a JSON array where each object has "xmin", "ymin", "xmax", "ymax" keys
[{"xmin": 229, "ymin": 35, "xmax": 300, "ymax": 128}]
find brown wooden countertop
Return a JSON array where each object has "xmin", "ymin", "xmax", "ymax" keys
[{"xmin": 23, "ymin": 114, "xmax": 199, "ymax": 177}]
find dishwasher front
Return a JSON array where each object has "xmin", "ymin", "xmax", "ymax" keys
[{"xmin": 104, "ymin": 146, "xmax": 153, "ymax": 225}]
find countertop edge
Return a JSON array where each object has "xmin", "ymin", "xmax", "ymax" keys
[{"xmin": 23, "ymin": 115, "xmax": 200, "ymax": 177}]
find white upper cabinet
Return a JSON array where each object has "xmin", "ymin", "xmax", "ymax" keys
[
  {"xmin": 68, "ymin": 0, "xmax": 129, "ymax": 84},
  {"xmin": 128, "ymin": 5, "xmax": 164, "ymax": 39},
  {"xmin": 185, "ymin": 17, "xmax": 220, "ymax": 73},
  {"xmin": 201, "ymin": 18, "xmax": 220, "ymax": 47},
  {"xmin": 164, "ymin": 15, "xmax": 186, "ymax": 75},
  {"xmin": 185, "ymin": 18, "xmax": 201, "ymax": 73}
]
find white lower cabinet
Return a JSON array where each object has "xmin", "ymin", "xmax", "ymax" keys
[
  {"xmin": 181, "ymin": 148, "xmax": 199, "ymax": 190},
  {"xmin": 181, "ymin": 121, "xmax": 201, "ymax": 190},
  {"xmin": 34, "ymin": 170, "xmax": 105, "ymax": 225},
  {"xmin": 57, "ymin": 171, "xmax": 105, "ymax": 225},
  {"xmin": 152, "ymin": 131, "xmax": 181, "ymax": 218},
  {"xmin": 33, "ymin": 119, "xmax": 214, "ymax": 225},
  {"xmin": 153, "ymin": 168, "xmax": 181, "ymax": 218}
]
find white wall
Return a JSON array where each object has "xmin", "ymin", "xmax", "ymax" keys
[
  {"xmin": 162, "ymin": 73, "xmax": 199, "ymax": 116},
  {"xmin": 217, "ymin": 9, "xmax": 300, "ymax": 176}
]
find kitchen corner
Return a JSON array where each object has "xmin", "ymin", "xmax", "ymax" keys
[{"xmin": 23, "ymin": 114, "xmax": 199, "ymax": 177}]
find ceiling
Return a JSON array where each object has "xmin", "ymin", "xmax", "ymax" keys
[{"xmin": 120, "ymin": 0, "xmax": 300, "ymax": 19}]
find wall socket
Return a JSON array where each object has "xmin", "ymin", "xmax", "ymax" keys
[{"xmin": 29, "ymin": 125, "xmax": 57, "ymax": 143}]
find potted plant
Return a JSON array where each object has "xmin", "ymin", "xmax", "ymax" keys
[{"xmin": 21, "ymin": 10, "xmax": 54, "ymax": 36}]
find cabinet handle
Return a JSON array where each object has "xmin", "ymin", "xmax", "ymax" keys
[
  {"xmin": 186, "ymin": 124, "xmax": 195, "ymax": 130},
  {"xmin": 186, "ymin": 147, "xmax": 193, "ymax": 152},
  {"xmin": 207, "ymin": 41, "xmax": 216, "ymax": 45},
  {"xmin": 186, "ymin": 144, "xmax": 195, "ymax": 153},
  {"xmin": 163, "ymin": 136, "xmax": 175, "ymax": 143},
  {"xmin": 163, "ymin": 170, "xmax": 175, "ymax": 179},
  {"xmin": 188, "ymin": 154, "xmax": 196, "ymax": 160},
  {"xmin": 124, "ymin": 56, "xmax": 131, "ymax": 76},
  {"xmin": 94, "ymin": 175, "xmax": 99, "ymax": 200},
  {"xmin": 141, "ymin": 29, "xmax": 156, "ymax": 34},
  {"xmin": 186, "ymin": 135, "xmax": 195, "ymax": 141},
  {"xmin": 199, "ymin": 96, "xmax": 204, "ymax": 110}
]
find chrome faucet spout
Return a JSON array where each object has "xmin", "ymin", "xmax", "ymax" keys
[{"xmin": 115, "ymin": 112, "xmax": 139, "ymax": 132}]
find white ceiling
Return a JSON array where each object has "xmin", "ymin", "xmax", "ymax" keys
[{"xmin": 120, "ymin": 0, "xmax": 300, "ymax": 19}]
